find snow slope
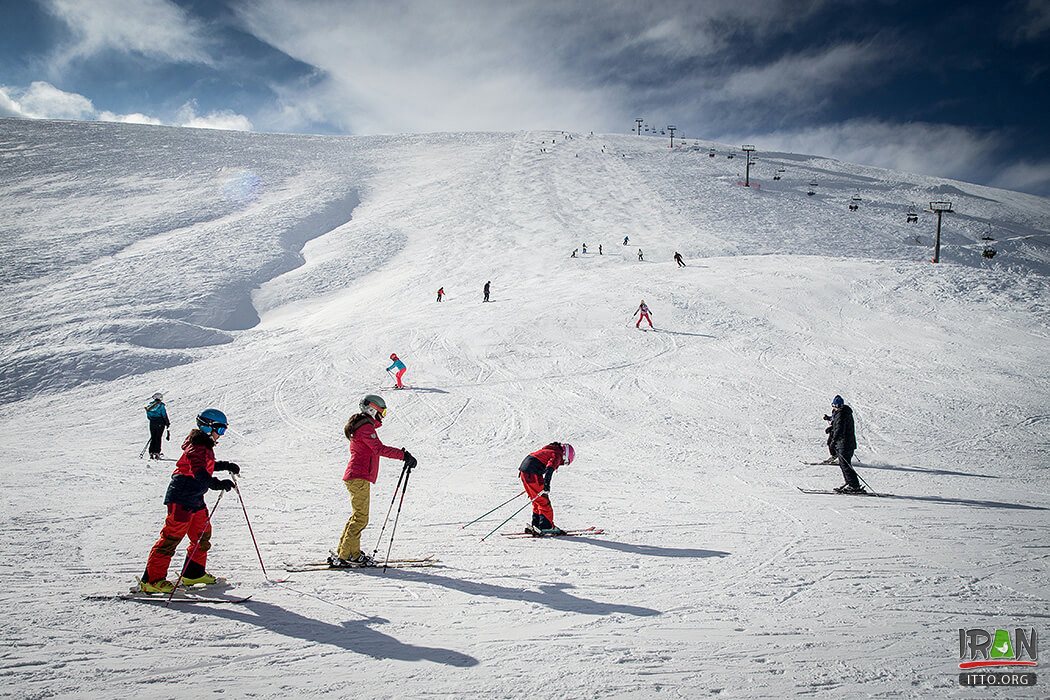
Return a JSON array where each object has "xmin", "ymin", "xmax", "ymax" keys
[{"xmin": 0, "ymin": 118, "xmax": 1048, "ymax": 698}]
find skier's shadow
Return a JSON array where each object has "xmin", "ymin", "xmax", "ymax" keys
[
  {"xmin": 882, "ymin": 494, "xmax": 1045, "ymax": 511},
  {"xmin": 373, "ymin": 568, "xmax": 660, "ymax": 617},
  {"xmin": 861, "ymin": 463, "xmax": 998, "ymax": 479},
  {"xmin": 649, "ymin": 329, "xmax": 715, "ymax": 338},
  {"xmin": 560, "ymin": 537, "xmax": 730, "ymax": 559},
  {"xmin": 170, "ymin": 598, "xmax": 478, "ymax": 666},
  {"xmin": 400, "ymin": 386, "xmax": 449, "ymax": 394}
]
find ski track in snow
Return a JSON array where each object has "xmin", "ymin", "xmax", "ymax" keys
[{"xmin": 0, "ymin": 121, "xmax": 1048, "ymax": 698}]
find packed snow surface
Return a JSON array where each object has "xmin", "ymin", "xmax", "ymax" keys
[{"xmin": 1, "ymin": 119, "xmax": 1048, "ymax": 698}]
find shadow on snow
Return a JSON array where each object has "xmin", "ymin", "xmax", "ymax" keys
[
  {"xmin": 364, "ymin": 568, "xmax": 661, "ymax": 617},
  {"xmin": 561, "ymin": 536, "xmax": 731, "ymax": 559},
  {"xmin": 861, "ymin": 462, "xmax": 999, "ymax": 479},
  {"xmin": 168, "ymin": 598, "xmax": 479, "ymax": 666}
]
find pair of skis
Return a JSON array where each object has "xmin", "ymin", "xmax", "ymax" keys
[
  {"xmin": 500, "ymin": 525, "xmax": 606, "ymax": 539},
  {"xmin": 284, "ymin": 556, "xmax": 438, "ymax": 573},
  {"xmin": 86, "ymin": 580, "xmax": 252, "ymax": 605}
]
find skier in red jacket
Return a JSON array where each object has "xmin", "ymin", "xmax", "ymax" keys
[
  {"xmin": 330, "ymin": 394, "xmax": 417, "ymax": 567},
  {"xmin": 518, "ymin": 441, "xmax": 575, "ymax": 536},
  {"xmin": 140, "ymin": 408, "xmax": 240, "ymax": 593}
]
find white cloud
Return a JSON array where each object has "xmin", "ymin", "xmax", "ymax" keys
[
  {"xmin": 990, "ymin": 160, "xmax": 1050, "ymax": 194},
  {"xmin": 175, "ymin": 101, "xmax": 253, "ymax": 131},
  {"xmin": 40, "ymin": 0, "xmax": 213, "ymax": 69},
  {"xmin": 720, "ymin": 119, "xmax": 1001, "ymax": 181},
  {"xmin": 0, "ymin": 82, "xmax": 251, "ymax": 132},
  {"xmin": 0, "ymin": 81, "xmax": 94, "ymax": 119},
  {"xmin": 97, "ymin": 111, "xmax": 164, "ymax": 126},
  {"xmin": 718, "ymin": 43, "xmax": 891, "ymax": 105}
]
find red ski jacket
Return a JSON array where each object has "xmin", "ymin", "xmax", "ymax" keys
[
  {"xmin": 343, "ymin": 415, "xmax": 405, "ymax": 483},
  {"xmin": 174, "ymin": 433, "xmax": 215, "ymax": 480}
]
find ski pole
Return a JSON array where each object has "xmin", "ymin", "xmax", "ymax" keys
[
  {"xmin": 167, "ymin": 490, "xmax": 226, "ymax": 606},
  {"xmin": 856, "ymin": 470, "xmax": 879, "ymax": 497},
  {"xmin": 461, "ymin": 490, "xmax": 526, "ymax": 529},
  {"xmin": 232, "ymin": 476, "xmax": 269, "ymax": 580},
  {"xmin": 382, "ymin": 467, "xmax": 412, "ymax": 571},
  {"xmin": 372, "ymin": 464, "xmax": 408, "ymax": 559},
  {"xmin": 138, "ymin": 439, "xmax": 150, "ymax": 459},
  {"xmin": 480, "ymin": 492, "xmax": 543, "ymax": 542}
]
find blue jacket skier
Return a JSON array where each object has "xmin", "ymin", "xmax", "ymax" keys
[{"xmin": 145, "ymin": 393, "xmax": 170, "ymax": 460}]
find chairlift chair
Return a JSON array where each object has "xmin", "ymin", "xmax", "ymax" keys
[
  {"xmin": 848, "ymin": 193, "xmax": 861, "ymax": 211},
  {"xmin": 727, "ymin": 153, "xmax": 734, "ymax": 159},
  {"xmin": 807, "ymin": 181, "xmax": 817, "ymax": 196},
  {"xmin": 906, "ymin": 205, "xmax": 918, "ymax": 223}
]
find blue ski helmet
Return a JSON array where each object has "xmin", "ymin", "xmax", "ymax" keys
[
  {"xmin": 831, "ymin": 395, "xmax": 844, "ymax": 408},
  {"xmin": 196, "ymin": 408, "xmax": 228, "ymax": 435}
]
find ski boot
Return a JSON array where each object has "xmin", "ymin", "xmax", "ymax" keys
[
  {"xmin": 541, "ymin": 526, "xmax": 567, "ymax": 536},
  {"xmin": 181, "ymin": 572, "xmax": 219, "ymax": 586},
  {"xmin": 328, "ymin": 550, "xmax": 376, "ymax": 568},
  {"xmin": 139, "ymin": 578, "xmax": 176, "ymax": 594}
]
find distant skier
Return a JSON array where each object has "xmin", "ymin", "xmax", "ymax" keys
[
  {"xmin": 518, "ymin": 441, "xmax": 575, "ymax": 536},
  {"xmin": 674, "ymin": 251, "xmax": 686, "ymax": 267},
  {"xmin": 828, "ymin": 395, "xmax": 862, "ymax": 493},
  {"xmin": 144, "ymin": 392, "xmax": 170, "ymax": 460},
  {"xmin": 140, "ymin": 408, "xmax": 239, "ymax": 593},
  {"xmin": 330, "ymin": 395, "xmax": 417, "ymax": 567},
  {"xmin": 623, "ymin": 235, "xmax": 629, "ymax": 246},
  {"xmin": 638, "ymin": 249, "xmax": 644, "ymax": 261},
  {"xmin": 635, "ymin": 299, "xmax": 653, "ymax": 329},
  {"xmin": 436, "ymin": 287, "xmax": 444, "ymax": 302},
  {"xmin": 571, "ymin": 248, "xmax": 578, "ymax": 258},
  {"xmin": 582, "ymin": 243, "xmax": 588, "ymax": 254},
  {"xmin": 483, "ymin": 280, "xmax": 491, "ymax": 302},
  {"xmin": 599, "ymin": 244, "xmax": 603, "ymax": 255},
  {"xmin": 387, "ymin": 353, "xmax": 407, "ymax": 389}
]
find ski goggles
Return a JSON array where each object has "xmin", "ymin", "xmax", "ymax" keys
[
  {"xmin": 199, "ymin": 419, "xmax": 228, "ymax": 436},
  {"xmin": 366, "ymin": 401, "xmax": 387, "ymax": 418}
]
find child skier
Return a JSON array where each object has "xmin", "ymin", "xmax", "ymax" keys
[
  {"xmin": 144, "ymin": 392, "xmax": 170, "ymax": 459},
  {"xmin": 140, "ymin": 408, "xmax": 240, "ymax": 593},
  {"xmin": 330, "ymin": 395, "xmax": 417, "ymax": 567},
  {"xmin": 518, "ymin": 441, "xmax": 575, "ymax": 536},
  {"xmin": 436, "ymin": 287, "xmax": 445, "ymax": 302},
  {"xmin": 636, "ymin": 300, "xmax": 653, "ymax": 329},
  {"xmin": 387, "ymin": 353, "xmax": 407, "ymax": 389}
]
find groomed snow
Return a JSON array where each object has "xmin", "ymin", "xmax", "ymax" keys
[{"xmin": 0, "ymin": 119, "xmax": 1047, "ymax": 698}]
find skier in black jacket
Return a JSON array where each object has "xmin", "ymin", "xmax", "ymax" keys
[{"xmin": 828, "ymin": 395, "xmax": 862, "ymax": 492}]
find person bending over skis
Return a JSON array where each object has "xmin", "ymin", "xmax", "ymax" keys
[
  {"xmin": 140, "ymin": 408, "xmax": 240, "ymax": 593},
  {"xmin": 518, "ymin": 441, "xmax": 575, "ymax": 536},
  {"xmin": 387, "ymin": 353, "xmax": 407, "ymax": 389},
  {"xmin": 330, "ymin": 395, "xmax": 417, "ymax": 567}
]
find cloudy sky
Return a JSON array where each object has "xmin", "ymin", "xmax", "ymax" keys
[{"xmin": 2, "ymin": 0, "xmax": 1049, "ymax": 195}]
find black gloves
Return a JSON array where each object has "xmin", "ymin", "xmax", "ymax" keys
[
  {"xmin": 403, "ymin": 450, "xmax": 418, "ymax": 470},
  {"xmin": 822, "ymin": 415, "xmax": 831, "ymax": 422},
  {"xmin": 214, "ymin": 460, "xmax": 240, "ymax": 475},
  {"xmin": 209, "ymin": 477, "xmax": 234, "ymax": 492},
  {"xmin": 825, "ymin": 426, "xmax": 832, "ymax": 434}
]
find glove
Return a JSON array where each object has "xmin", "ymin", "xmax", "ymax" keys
[
  {"xmin": 166, "ymin": 430, "xmax": 170, "ymax": 441},
  {"xmin": 209, "ymin": 477, "xmax": 234, "ymax": 492},
  {"xmin": 822, "ymin": 415, "xmax": 831, "ymax": 422},
  {"xmin": 214, "ymin": 460, "xmax": 240, "ymax": 475},
  {"xmin": 402, "ymin": 450, "xmax": 418, "ymax": 470},
  {"xmin": 825, "ymin": 426, "xmax": 832, "ymax": 434}
]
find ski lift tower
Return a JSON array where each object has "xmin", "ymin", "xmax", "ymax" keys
[
  {"xmin": 668, "ymin": 125, "xmax": 677, "ymax": 149},
  {"xmin": 742, "ymin": 145, "xmax": 756, "ymax": 186},
  {"xmin": 929, "ymin": 200, "xmax": 953, "ymax": 263},
  {"xmin": 635, "ymin": 118, "xmax": 644, "ymax": 135}
]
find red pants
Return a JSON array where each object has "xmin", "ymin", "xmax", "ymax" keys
[
  {"xmin": 395, "ymin": 368, "xmax": 406, "ymax": 388},
  {"xmin": 520, "ymin": 472, "xmax": 554, "ymax": 525},
  {"xmin": 636, "ymin": 313, "xmax": 652, "ymax": 328},
  {"xmin": 144, "ymin": 503, "xmax": 212, "ymax": 582}
]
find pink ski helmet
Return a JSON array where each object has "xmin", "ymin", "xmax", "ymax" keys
[{"xmin": 562, "ymin": 443, "xmax": 575, "ymax": 465}]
